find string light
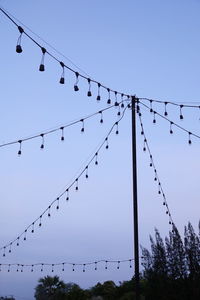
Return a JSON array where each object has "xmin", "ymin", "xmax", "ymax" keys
[
  {"xmin": 0, "ymin": 102, "xmax": 128, "ymax": 154},
  {"xmin": 16, "ymin": 26, "xmax": 23, "ymax": 53},
  {"xmin": 139, "ymin": 97, "xmax": 200, "ymax": 110},
  {"xmin": 0, "ymin": 259, "xmax": 134, "ymax": 273},
  {"xmin": 0, "ymin": 105, "xmax": 129, "ymax": 256},
  {"xmin": 179, "ymin": 105, "xmax": 184, "ymax": 120},
  {"xmin": 87, "ymin": 78, "xmax": 92, "ymax": 97},
  {"xmin": 139, "ymin": 101, "xmax": 200, "ymax": 144},
  {"xmin": 3, "ymin": 6, "xmax": 200, "ymax": 111},
  {"xmin": 97, "ymin": 83, "xmax": 101, "ymax": 101},
  {"xmin": 137, "ymin": 107, "xmax": 174, "ymax": 227},
  {"xmin": 74, "ymin": 72, "xmax": 79, "ymax": 91},
  {"xmin": 107, "ymin": 88, "xmax": 111, "ymax": 105},
  {"xmin": 0, "ymin": 8, "xmax": 131, "ymax": 102},
  {"xmin": 39, "ymin": 47, "xmax": 46, "ymax": 72},
  {"xmin": 59, "ymin": 61, "xmax": 65, "ymax": 84}
]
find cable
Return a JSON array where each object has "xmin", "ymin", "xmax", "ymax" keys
[
  {"xmin": 136, "ymin": 103, "xmax": 174, "ymax": 228},
  {"xmin": 139, "ymin": 97, "xmax": 200, "ymax": 109},
  {"xmin": 0, "ymin": 258, "xmax": 134, "ymax": 273},
  {"xmin": 139, "ymin": 101, "xmax": 200, "ymax": 144},
  {"xmin": 0, "ymin": 100, "xmax": 128, "ymax": 154},
  {"xmin": 0, "ymin": 104, "xmax": 129, "ymax": 257},
  {"xmin": 0, "ymin": 7, "xmax": 131, "ymax": 102},
  {"xmin": 0, "ymin": 5, "xmax": 92, "ymax": 78}
]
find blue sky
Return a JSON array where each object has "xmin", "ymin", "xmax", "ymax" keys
[{"xmin": 0, "ymin": 0, "xmax": 200, "ymax": 299}]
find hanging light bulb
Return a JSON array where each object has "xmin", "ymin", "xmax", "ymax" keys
[
  {"xmin": 143, "ymin": 138, "xmax": 146, "ymax": 152},
  {"xmin": 153, "ymin": 111, "xmax": 156, "ymax": 123},
  {"xmin": 105, "ymin": 261, "xmax": 108, "ymax": 270},
  {"xmin": 39, "ymin": 216, "xmax": 42, "ymax": 227},
  {"xmin": 16, "ymin": 26, "xmax": 24, "ymax": 53},
  {"xmin": 75, "ymin": 178, "xmax": 79, "ymax": 191},
  {"xmin": 16, "ymin": 237, "xmax": 20, "ymax": 246},
  {"xmin": 188, "ymin": 132, "xmax": 192, "ymax": 145},
  {"xmin": 40, "ymin": 134, "xmax": 44, "ymax": 149},
  {"xmin": 121, "ymin": 94, "xmax": 124, "ymax": 108},
  {"xmin": 39, "ymin": 47, "xmax": 46, "ymax": 72},
  {"xmin": 117, "ymin": 261, "xmax": 120, "ymax": 269},
  {"xmin": 83, "ymin": 264, "xmax": 86, "ymax": 272},
  {"xmin": 170, "ymin": 122, "xmax": 173, "ymax": 134},
  {"xmin": 74, "ymin": 72, "xmax": 79, "ymax": 91},
  {"xmin": 95, "ymin": 262, "xmax": 97, "ymax": 271},
  {"xmin": 56, "ymin": 197, "xmax": 59, "ymax": 210},
  {"xmin": 99, "ymin": 111, "xmax": 103, "ymax": 123},
  {"xmin": 129, "ymin": 259, "xmax": 132, "ymax": 268},
  {"xmin": 80, "ymin": 119, "xmax": 85, "ymax": 132},
  {"xmin": 114, "ymin": 91, "xmax": 119, "ymax": 106},
  {"xmin": 66, "ymin": 188, "xmax": 69, "ymax": 201},
  {"xmin": 85, "ymin": 166, "xmax": 89, "ymax": 179},
  {"xmin": 115, "ymin": 122, "xmax": 119, "ymax": 135},
  {"xmin": 31, "ymin": 222, "xmax": 34, "ymax": 233},
  {"xmin": 179, "ymin": 105, "xmax": 184, "ymax": 120},
  {"xmin": 107, "ymin": 88, "xmax": 111, "ymax": 104},
  {"xmin": 164, "ymin": 102, "xmax": 168, "ymax": 116},
  {"xmin": 105, "ymin": 137, "xmax": 109, "ymax": 149},
  {"xmin": 59, "ymin": 61, "xmax": 65, "ymax": 84},
  {"xmin": 18, "ymin": 140, "xmax": 22, "ymax": 156},
  {"xmin": 87, "ymin": 78, "xmax": 92, "ymax": 97},
  {"xmin": 62, "ymin": 263, "xmax": 65, "ymax": 272},
  {"xmin": 41, "ymin": 263, "xmax": 44, "ymax": 272},
  {"xmin": 96, "ymin": 83, "xmax": 101, "ymax": 101},
  {"xmin": 48, "ymin": 206, "xmax": 51, "ymax": 217},
  {"xmin": 60, "ymin": 127, "xmax": 65, "ymax": 141},
  {"xmin": 24, "ymin": 229, "xmax": 27, "ymax": 241},
  {"xmin": 9, "ymin": 243, "xmax": 12, "ymax": 253},
  {"xmin": 150, "ymin": 100, "xmax": 153, "ymax": 113},
  {"xmin": 72, "ymin": 264, "xmax": 75, "ymax": 272},
  {"xmin": 51, "ymin": 264, "xmax": 54, "ymax": 272},
  {"xmin": 95, "ymin": 152, "xmax": 98, "ymax": 165}
]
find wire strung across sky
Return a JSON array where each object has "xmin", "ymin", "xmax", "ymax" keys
[
  {"xmin": 136, "ymin": 103, "xmax": 174, "ymax": 228},
  {"xmin": 0, "ymin": 104, "xmax": 130, "ymax": 257},
  {"xmin": 0, "ymin": 100, "xmax": 128, "ymax": 154},
  {"xmin": 0, "ymin": 7, "xmax": 131, "ymax": 103},
  {"xmin": 139, "ymin": 100, "xmax": 200, "ymax": 144},
  {"xmin": 139, "ymin": 97, "xmax": 200, "ymax": 109},
  {"xmin": 1, "ymin": 7, "xmax": 200, "ymax": 108},
  {"xmin": 0, "ymin": 258, "xmax": 134, "ymax": 273}
]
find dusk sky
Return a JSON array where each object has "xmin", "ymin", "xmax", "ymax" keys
[{"xmin": 0, "ymin": 0, "xmax": 200, "ymax": 299}]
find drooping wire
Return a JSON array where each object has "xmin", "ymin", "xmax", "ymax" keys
[
  {"xmin": 139, "ymin": 97, "xmax": 200, "ymax": 109},
  {"xmin": 0, "ymin": 258, "xmax": 134, "ymax": 273},
  {"xmin": 0, "ymin": 104, "xmax": 129, "ymax": 256},
  {"xmin": 0, "ymin": 101, "xmax": 128, "ymax": 153},
  {"xmin": 139, "ymin": 101, "xmax": 200, "ymax": 144},
  {"xmin": 0, "ymin": 7, "xmax": 130, "ymax": 100},
  {"xmin": 137, "ymin": 105, "xmax": 174, "ymax": 227}
]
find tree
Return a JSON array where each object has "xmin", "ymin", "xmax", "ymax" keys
[{"xmin": 34, "ymin": 276, "xmax": 67, "ymax": 300}]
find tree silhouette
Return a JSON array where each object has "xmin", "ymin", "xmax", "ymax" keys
[{"xmin": 34, "ymin": 275, "xmax": 67, "ymax": 300}]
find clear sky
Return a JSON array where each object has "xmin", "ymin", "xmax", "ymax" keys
[{"xmin": 0, "ymin": 0, "xmax": 200, "ymax": 299}]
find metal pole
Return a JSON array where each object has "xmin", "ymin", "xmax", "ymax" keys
[{"xmin": 131, "ymin": 96, "xmax": 140, "ymax": 300}]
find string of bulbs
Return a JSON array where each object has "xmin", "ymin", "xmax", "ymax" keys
[
  {"xmin": 0, "ymin": 100, "xmax": 128, "ymax": 155},
  {"xmin": 136, "ymin": 104, "xmax": 174, "ymax": 228},
  {"xmin": 139, "ymin": 101, "xmax": 200, "ymax": 145},
  {"xmin": 0, "ymin": 104, "xmax": 130, "ymax": 257},
  {"xmin": 140, "ymin": 97, "xmax": 200, "ymax": 109},
  {"xmin": 1, "ymin": 7, "xmax": 200, "ymax": 110},
  {"xmin": 0, "ymin": 7, "xmax": 131, "ymax": 104},
  {"xmin": 0, "ymin": 258, "xmax": 134, "ymax": 273}
]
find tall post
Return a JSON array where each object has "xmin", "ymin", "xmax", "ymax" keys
[{"xmin": 131, "ymin": 96, "xmax": 140, "ymax": 300}]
